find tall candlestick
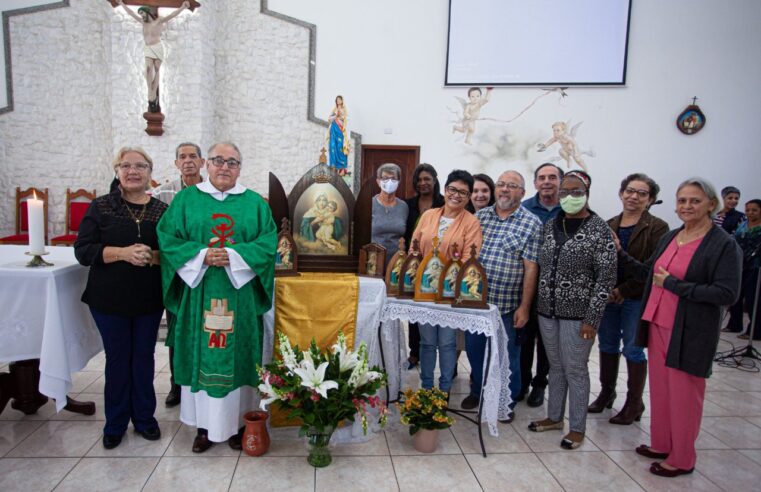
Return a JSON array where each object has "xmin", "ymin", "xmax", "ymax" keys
[{"xmin": 27, "ymin": 193, "xmax": 45, "ymax": 255}]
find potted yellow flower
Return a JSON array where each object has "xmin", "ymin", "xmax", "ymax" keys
[{"xmin": 397, "ymin": 387, "xmax": 454, "ymax": 453}]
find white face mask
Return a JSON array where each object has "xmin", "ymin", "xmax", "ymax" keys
[{"xmin": 380, "ymin": 179, "xmax": 399, "ymax": 194}]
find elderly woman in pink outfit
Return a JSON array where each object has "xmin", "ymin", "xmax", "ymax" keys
[{"xmin": 618, "ymin": 178, "xmax": 741, "ymax": 477}]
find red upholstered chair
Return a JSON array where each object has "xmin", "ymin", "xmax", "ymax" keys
[
  {"xmin": 0, "ymin": 187, "xmax": 49, "ymax": 245},
  {"xmin": 51, "ymin": 188, "xmax": 96, "ymax": 246}
]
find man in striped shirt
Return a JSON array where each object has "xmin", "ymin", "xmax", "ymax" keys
[{"xmin": 462, "ymin": 171, "xmax": 542, "ymax": 422}]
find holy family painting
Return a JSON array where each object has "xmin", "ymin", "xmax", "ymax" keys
[{"xmin": 293, "ymin": 183, "xmax": 350, "ymax": 255}]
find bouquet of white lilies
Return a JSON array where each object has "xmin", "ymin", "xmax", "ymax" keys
[{"xmin": 257, "ymin": 331, "xmax": 388, "ymax": 435}]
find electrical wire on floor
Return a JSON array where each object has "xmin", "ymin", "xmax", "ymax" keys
[{"xmin": 714, "ymin": 310, "xmax": 760, "ymax": 372}]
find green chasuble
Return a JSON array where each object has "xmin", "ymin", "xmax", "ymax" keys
[{"xmin": 157, "ymin": 186, "xmax": 277, "ymax": 398}]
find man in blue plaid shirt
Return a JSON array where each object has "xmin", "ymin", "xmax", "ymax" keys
[{"xmin": 461, "ymin": 170, "xmax": 542, "ymax": 422}]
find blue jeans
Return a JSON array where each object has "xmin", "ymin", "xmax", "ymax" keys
[
  {"xmin": 465, "ymin": 312, "xmax": 521, "ymax": 407},
  {"xmin": 419, "ymin": 323, "xmax": 457, "ymax": 393},
  {"xmin": 90, "ymin": 308, "xmax": 162, "ymax": 436},
  {"xmin": 598, "ymin": 299, "xmax": 646, "ymax": 362}
]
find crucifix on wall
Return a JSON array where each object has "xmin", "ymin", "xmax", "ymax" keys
[{"xmin": 107, "ymin": 0, "xmax": 201, "ymax": 135}]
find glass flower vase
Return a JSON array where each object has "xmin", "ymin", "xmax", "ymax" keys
[{"xmin": 306, "ymin": 425, "xmax": 334, "ymax": 467}]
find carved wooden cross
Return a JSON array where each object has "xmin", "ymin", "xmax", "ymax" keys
[{"xmin": 105, "ymin": 0, "xmax": 201, "ymax": 11}]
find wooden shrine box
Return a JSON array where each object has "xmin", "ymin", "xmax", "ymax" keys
[{"xmin": 268, "ymin": 153, "xmax": 372, "ymax": 273}]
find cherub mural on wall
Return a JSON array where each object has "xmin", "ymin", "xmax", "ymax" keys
[
  {"xmin": 452, "ymin": 87, "xmax": 493, "ymax": 144},
  {"xmin": 536, "ymin": 120, "xmax": 595, "ymax": 172}
]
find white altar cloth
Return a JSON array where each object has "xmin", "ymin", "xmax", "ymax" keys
[
  {"xmin": 0, "ymin": 245, "xmax": 102, "ymax": 411},
  {"xmin": 381, "ymin": 298, "xmax": 512, "ymax": 437}
]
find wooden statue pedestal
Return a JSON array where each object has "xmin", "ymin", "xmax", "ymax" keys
[{"xmin": 143, "ymin": 111, "xmax": 165, "ymax": 136}]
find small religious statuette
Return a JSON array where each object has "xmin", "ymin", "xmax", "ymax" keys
[
  {"xmin": 398, "ymin": 239, "xmax": 422, "ymax": 299},
  {"xmin": 415, "ymin": 237, "xmax": 447, "ymax": 302},
  {"xmin": 385, "ymin": 237, "xmax": 406, "ymax": 297},
  {"xmin": 275, "ymin": 217, "xmax": 299, "ymax": 277},
  {"xmin": 436, "ymin": 243, "xmax": 462, "ymax": 304},
  {"xmin": 452, "ymin": 244, "xmax": 489, "ymax": 309},
  {"xmin": 359, "ymin": 243, "xmax": 386, "ymax": 279}
]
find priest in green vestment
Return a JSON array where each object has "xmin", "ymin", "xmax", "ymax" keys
[{"xmin": 157, "ymin": 141, "xmax": 277, "ymax": 453}]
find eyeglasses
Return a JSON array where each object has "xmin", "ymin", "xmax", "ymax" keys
[
  {"xmin": 379, "ymin": 177, "xmax": 398, "ymax": 183},
  {"xmin": 558, "ymin": 189, "xmax": 586, "ymax": 198},
  {"xmin": 118, "ymin": 162, "xmax": 150, "ymax": 172},
  {"xmin": 495, "ymin": 182, "xmax": 524, "ymax": 190},
  {"xmin": 208, "ymin": 156, "xmax": 241, "ymax": 169},
  {"xmin": 445, "ymin": 186, "xmax": 470, "ymax": 198},
  {"xmin": 623, "ymin": 187, "xmax": 650, "ymax": 198}
]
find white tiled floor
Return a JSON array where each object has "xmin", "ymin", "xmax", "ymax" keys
[{"xmin": 2, "ymin": 335, "xmax": 761, "ymax": 491}]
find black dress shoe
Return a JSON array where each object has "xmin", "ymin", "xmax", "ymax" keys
[
  {"xmin": 635, "ymin": 444, "xmax": 669, "ymax": 459},
  {"xmin": 460, "ymin": 394, "xmax": 480, "ymax": 410},
  {"xmin": 192, "ymin": 432, "xmax": 213, "ymax": 453},
  {"xmin": 103, "ymin": 433, "xmax": 123, "ymax": 449},
  {"xmin": 165, "ymin": 386, "xmax": 181, "ymax": 408},
  {"xmin": 136, "ymin": 427, "xmax": 161, "ymax": 441},
  {"xmin": 649, "ymin": 462, "xmax": 694, "ymax": 477},
  {"xmin": 527, "ymin": 386, "xmax": 545, "ymax": 407},
  {"xmin": 498, "ymin": 411, "xmax": 515, "ymax": 424},
  {"xmin": 228, "ymin": 426, "xmax": 245, "ymax": 450}
]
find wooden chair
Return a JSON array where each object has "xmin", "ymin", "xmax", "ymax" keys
[
  {"xmin": 50, "ymin": 188, "xmax": 96, "ymax": 246},
  {"xmin": 0, "ymin": 187, "xmax": 49, "ymax": 245}
]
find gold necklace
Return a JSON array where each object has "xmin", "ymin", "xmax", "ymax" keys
[
  {"xmin": 123, "ymin": 198, "xmax": 148, "ymax": 238},
  {"xmin": 677, "ymin": 223, "xmax": 710, "ymax": 246}
]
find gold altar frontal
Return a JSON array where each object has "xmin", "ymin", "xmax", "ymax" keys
[{"xmin": 271, "ymin": 272, "xmax": 359, "ymax": 426}]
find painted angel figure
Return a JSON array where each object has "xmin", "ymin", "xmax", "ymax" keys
[
  {"xmin": 452, "ymin": 87, "xmax": 493, "ymax": 144},
  {"xmin": 117, "ymin": 0, "xmax": 190, "ymax": 113},
  {"xmin": 536, "ymin": 120, "xmax": 594, "ymax": 172},
  {"xmin": 325, "ymin": 95, "xmax": 350, "ymax": 175}
]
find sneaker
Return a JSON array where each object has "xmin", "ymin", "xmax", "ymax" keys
[
  {"xmin": 528, "ymin": 418, "xmax": 563, "ymax": 432},
  {"xmin": 460, "ymin": 394, "xmax": 480, "ymax": 410}
]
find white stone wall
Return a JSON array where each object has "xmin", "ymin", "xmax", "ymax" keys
[
  {"xmin": 0, "ymin": 0, "xmax": 113, "ymax": 237},
  {"xmin": 0, "ymin": 0, "xmax": 338, "ymax": 237}
]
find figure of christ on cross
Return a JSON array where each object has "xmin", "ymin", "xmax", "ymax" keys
[{"xmin": 117, "ymin": 0, "xmax": 190, "ymax": 112}]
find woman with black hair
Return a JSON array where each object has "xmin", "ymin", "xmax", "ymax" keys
[{"xmin": 404, "ymin": 163, "xmax": 445, "ymax": 369}]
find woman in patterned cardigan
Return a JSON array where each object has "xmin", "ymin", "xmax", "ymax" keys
[{"xmin": 528, "ymin": 171, "xmax": 617, "ymax": 449}]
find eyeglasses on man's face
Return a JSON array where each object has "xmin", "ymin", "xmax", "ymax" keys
[
  {"xmin": 495, "ymin": 182, "xmax": 524, "ymax": 191},
  {"xmin": 623, "ymin": 187, "xmax": 650, "ymax": 198},
  {"xmin": 208, "ymin": 156, "xmax": 241, "ymax": 169},
  {"xmin": 558, "ymin": 189, "xmax": 587, "ymax": 198},
  {"xmin": 118, "ymin": 162, "xmax": 150, "ymax": 172},
  {"xmin": 445, "ymin": 186, "xmax": 470, "ymax": 198}
]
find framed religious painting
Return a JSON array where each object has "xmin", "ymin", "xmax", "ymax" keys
[
  {"xmin": 436, "ymin": 243, "xmax": 463, "ymax": 304},
  {"xmin": 268, "ymin": 150, "xmax": 371, "ymax": 273},
  {"xmin": 385, "ymin": 238, "xmax": 406, "ymax": 297},
  {"xmin": 358, "ymin": 243, "xmax": 386, "ymax": 279},
  {"xmin": 452, "ymin": 245, "xmax": 489, "ymax": 309},
  {"xmin": 397, "ymin": 239, "xmax": 422, "ymax": 299},
  {"xmin": 274, "ymin": 217, "xmax": 299, "ymax": 277},
  {"xmin": 414, "ymin": 237, "xmax": 447, "ymax": 302}
]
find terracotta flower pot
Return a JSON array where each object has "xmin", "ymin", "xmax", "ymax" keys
[
  {"xmin": 412, "ymin": 428, "xmax": 439, "ymax": 453},
  {"xmin": 242, "ymin": 411, "xmax": 270, "ymax": 457}
]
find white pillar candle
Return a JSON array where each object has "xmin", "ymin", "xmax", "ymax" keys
[{"xmin": 27, "ymin": 194, "xmax": 45, "ymax": 255}]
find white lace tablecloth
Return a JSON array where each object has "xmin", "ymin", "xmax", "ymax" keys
[
  {"xmin": 0, "ymin": 245, "xmax": 103, "ymax": 412},
  {"xmin": 381, "ymin": 298, "xmax": 511, "ymax": 437},
  {"xmin": 262, "ymin": 276, "xmax": 400, "ymax": 443}
]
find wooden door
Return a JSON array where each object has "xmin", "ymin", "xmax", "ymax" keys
[{"xmin": 360, "ymin": 145, "xmax": 420, "ymax": 199}]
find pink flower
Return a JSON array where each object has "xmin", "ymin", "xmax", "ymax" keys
[{"xmin": 310, "ymin": 392, "xmax": 320, "ymax": 402}]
